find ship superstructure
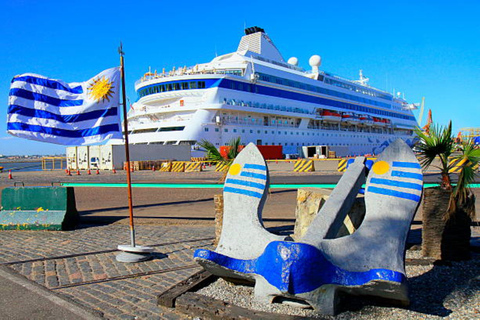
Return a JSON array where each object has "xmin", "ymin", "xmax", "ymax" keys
[{"xmin": 128, "ymin": 27, "xmax": 418, "ymax": 156}]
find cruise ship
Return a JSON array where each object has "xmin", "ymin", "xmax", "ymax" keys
[{"xmin": 128, "ymin": 27, "xmax": 418, "ymax": 157}]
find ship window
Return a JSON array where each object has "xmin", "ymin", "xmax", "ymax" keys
[
  {"xmin": 250, "ymin": 130, "xmax": 253, "ymax": 133},
  {"xmin": 131, "ymin": 128, "xmax": 158, "ymax": 134},
  {"xmin": 233, "ymin": 129, "xmax": 237, "ymax": 133},
  {"xmin": 224, "ymin": 129, "xmax": 228, "ymax": 132},
  {"xmin": 242, "ymin": 129, "xmax": 245, "ymax": 133},
  {"xmin": 215, "ymin": 128, "xmax": 219, "ymax": 132},
  {"xmin": 190, "ymin": 82, "xmax": 198, "ymax": 89},
  {"xmin": 174, "ymin": 83, "xmax": 180, "ymax": 90},
  {"xmin": 198, "ymin": 81, "xmax": 206, "ymax": 89},
  {"xmin": 166, "ymin": 84, "xmax": 173, "ymax": 91},
  {"xmin": 182, "ymin": 82, "xmax": 189, "ymax": 90},
  {"xmin": 159, "ymin": 126, "xmax": 185, "ymax": 132},
  {"xmin": 204, "ymin": 128, "xmax": 209, "ymax": 132}
]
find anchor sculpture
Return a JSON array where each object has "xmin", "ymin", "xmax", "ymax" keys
[{"xmin": 194, "ymin": 139, "xmax": 422, "ymax": 315}]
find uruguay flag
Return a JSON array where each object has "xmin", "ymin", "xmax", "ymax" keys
[{"xmin": 7, "ymin": 67, "xmax": 122, "ymax": 145}]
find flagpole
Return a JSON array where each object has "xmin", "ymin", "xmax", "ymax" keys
[
  {"xmin": 119, "ymin": 43, "xmax": 135, "ymax": 248},
  {"xmin": 116, "ymin": 43, "xmax": 152, "ymax": 262}
]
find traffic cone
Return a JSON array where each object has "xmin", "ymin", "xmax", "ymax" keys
[
  {"xmin": 112, "ymin": 168, "xmax": 116, "ymax": 174},
  {"xmin": 87, "ymin": 169, "xmax": 91, "ymax": 175},
  {"xmin": 65, "ymin": 169, "xmax": 69, "ymax": 174},
  {"xmin": 8, "ymin": 170, "xmax": 12, "ymax": 179},
  {"xmin": 67, "ymin": 169, "xmax": 72, "ymax": 176},
  {"xmin": 77, "ymin": 169, "xmax": 81, "ymax": 175},
  {"xmin": 96, "ymin": 169, "xmax": 100, "ymax": 175},
  {"xmin": 152, "ymin": 166, "xmax": 155, "ymax": 171}
]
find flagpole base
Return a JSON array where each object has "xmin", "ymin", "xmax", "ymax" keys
[{"xmin": 116, "ymin": 245, "xmax": 153, "ymax": 263}]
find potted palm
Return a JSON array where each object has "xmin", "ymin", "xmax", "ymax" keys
[{"xmin": 415, "ymin": 121, "xmax": 480, "ymax": 260}]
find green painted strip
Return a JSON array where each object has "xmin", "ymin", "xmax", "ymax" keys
[
  {"xmin": 60, "ymin": 183, "xmax": 338, "ymax": 189},
  {"xmin": 59, "ymin": 182, "xmax": 480, "ymax": 189}
]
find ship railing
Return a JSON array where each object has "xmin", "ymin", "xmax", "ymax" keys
[{"xmin": 135, "ymin": 68, "xmax": 244, "ymax": 86}]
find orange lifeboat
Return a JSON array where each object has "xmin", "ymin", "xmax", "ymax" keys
[{"xmin": 321, "ymin": 110, "xmax": 342, "ymax": 122}]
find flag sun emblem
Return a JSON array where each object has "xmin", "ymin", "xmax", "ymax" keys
[{"xmin": 88, "ymin": 76, "xmax": 115, "ymax": 103}]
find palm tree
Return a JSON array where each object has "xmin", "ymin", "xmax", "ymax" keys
[
  {"xmin": 198, "ymin": 137, "xmax": 242, "ymax": 182},
  {"xmin": 414, "ymin": 121, "xmax": 479, "ymax": 260},
  {"xmin": 414, "ymin": 121, "xmax": 454, "ymax": 190}
]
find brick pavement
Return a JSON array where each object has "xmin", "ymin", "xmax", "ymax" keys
[
  {"xmin": 1, "ymin": 223, "xmax": 479, "ymax": 319},
  {"xmin": 0, "ymin": 225, "xmax": 214, "ymax": 319}
]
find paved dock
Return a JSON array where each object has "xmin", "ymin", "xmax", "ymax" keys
[
  {"xmin": 0, "ymin": 167, "xmax": 479, "ymax": 319},
  {"xmin": 0, "ymin": 224, "xmax": 214, "ymax": 319}
]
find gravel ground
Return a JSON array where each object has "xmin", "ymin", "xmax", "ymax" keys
[{"xmin": 197, "ymin": 233, "xmax": 480, "ymax": 319}]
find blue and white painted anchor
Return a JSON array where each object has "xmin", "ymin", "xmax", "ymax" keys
[{"xmin": 194, "ymin": 140, "xmax": 423, "ymax": 315}]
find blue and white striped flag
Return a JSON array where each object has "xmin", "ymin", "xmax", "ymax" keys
[{"xmin": 7, "ymin": 67, "xmax": 122, "ymax": 145}]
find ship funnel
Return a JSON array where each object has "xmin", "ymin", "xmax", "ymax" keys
[
  {"xmin": 237, "ymin": 27, "xmax": 285, "ymax": 62},
  {"xmin": 309, "ymin": 55, "xmax": 322, "ymax": 73}
]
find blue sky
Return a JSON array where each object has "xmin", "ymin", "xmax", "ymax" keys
[{"xmin": 1, "ymin": 0, "xmax": 479, "ymax": 155}]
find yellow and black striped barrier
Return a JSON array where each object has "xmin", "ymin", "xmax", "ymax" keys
[
  {"xmin": 337, "ymin": 159, "xmax": 348, "ymax": 172},
  {"xmin": 215, "ymin": 162, "xmax": 229, "ymax": 172},
  {"xmin": 294, "ymin": 159, "xmax": 315, "ymax": 172},
  {"xmin": 338, "ymin": 157, "xmax": 377, "ymax": 173},
  {"xmin": 185, "ymin": 162, "xmax": 203, "ymax": 172},
  {"xmin": 448, "ymin": 158, "xmax": 479, "ymax": 173},
  {"xmin": 159, "ymin": 162, "xmax": 172, "ymax": 172},
  {"xmin": 191, "ymin": 157, "xmax": 207, "ymax": 162},
  {"xmin": 171, "ymin": 162, "xmax": 185, "ymax": 172}
]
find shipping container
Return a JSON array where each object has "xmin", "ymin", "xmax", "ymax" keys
[
  {"xmin": 77, "ymin": 146, "xmax": 89, "ymax": 169},
  {"xmin": 220, "ymin": 145, "xmax": 283, "ymax": 160},
  {"xmin": 66, "ymin": 147, "xmax": 77, "ymax": 170},
  {"xmin": 67, "ymin": 144, "xmax": 191, "ymax": 170},
  {"xmin": 88, "ymin": 146, "xmax": 101, "ymax": 169},
  {"xmin": 301, "ymin": 145, "xmax": 348, "ymax": 158}
]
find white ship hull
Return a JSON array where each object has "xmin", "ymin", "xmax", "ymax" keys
[{"xmin": 127, "ymin": 28, "xmax": 418, "ymax": 157}]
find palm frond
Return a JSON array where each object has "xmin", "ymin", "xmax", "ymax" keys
[
  {"xmin": 414, "ymin": 121, "xmax": 454, "ymax": 190},
  {"xmin": 197, "ymin": 139, "xmax": 225, "ymax": 162},
  {"xmin": 227, "ymin": 137, "xmax": 242, "ymax": 160}
]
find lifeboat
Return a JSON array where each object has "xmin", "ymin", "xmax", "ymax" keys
[
  {"xmin": 321, "ymin": 110, "xmax": 342, "ymax": 122},
  {"xmin": 359, "ymin": 114, "xmax": 374, "ymax": 126},
  {"xmin": 372, "ymin": 117, "xmax": 385, "ymax": 127},
  {"xmin": 382, "ymin": 118, "xmax": 391, "ymax": 126},
  {"xmin": 341, "ymin": 112, "xmax": 360, "ymax": 125}
]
